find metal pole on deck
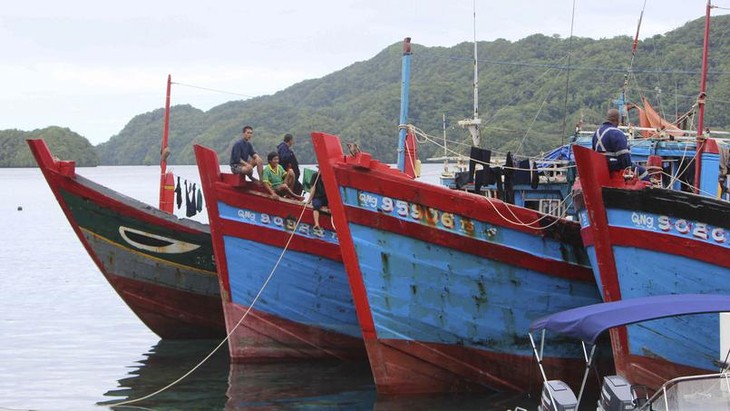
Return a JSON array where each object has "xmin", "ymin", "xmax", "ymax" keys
[
  {"xmin": 396, "ymin": 37, "xmax": 412, "ymax": 173},
  {"xmin": 694, "ymin": 0, "xmax": 712, "ymax": 193}
]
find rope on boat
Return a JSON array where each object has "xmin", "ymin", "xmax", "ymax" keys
[
  {"xmin": 482, "ymin": 193, "xmax": 575, "ymax": 230},
  {"xmin": 108, "ymin": 196, "xmax": 312, "ymax": 408},
  {"xmin": 405, "ymin": 125, "xmax": 576, "ymax": 228},
  {"xmin": 409, "ymin": 124, "xmax": 575, "ymax": 170}
]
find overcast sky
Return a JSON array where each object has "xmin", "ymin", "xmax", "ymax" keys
[{"xmin": 2, "ymin": 0, "xmax": 726, "ymax": 144}]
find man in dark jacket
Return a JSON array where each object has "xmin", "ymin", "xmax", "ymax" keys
[
  {"xmin": 592, "ymin": 108, "xmax": 650, "ymax": 181},
  {"xmin": 592, "ymin": 109, "xmax": 633, "ymax": 171},
  {"xmin": 276, "ymin": 133, "xmax": 302, "ymax": 194}
]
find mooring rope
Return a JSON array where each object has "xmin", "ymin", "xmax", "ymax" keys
[{"xmin": 108, "ymin": 193, "xmax": 311, "ymax": 408}]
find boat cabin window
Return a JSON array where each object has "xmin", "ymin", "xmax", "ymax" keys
[{"xmin": 524, "ymin": 199, "xmax": 565, "ymax": 218}]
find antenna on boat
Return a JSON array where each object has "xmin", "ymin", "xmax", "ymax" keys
[{"xmin": 458, "ymin": 0, "xmax": 482, "ymax": 146}]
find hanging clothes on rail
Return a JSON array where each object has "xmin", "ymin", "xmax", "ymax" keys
[
  {"xmin": 175, "ymin": 176, "xmax": 182, "ymax": 210},
  {"xmin": 196, "ymin": 185, "xmax": 203, "ymax": 212}
]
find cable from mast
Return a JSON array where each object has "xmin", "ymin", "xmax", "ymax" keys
[
  {"xmin": 619, "ymin": 0, "xmax": 648, "ymax": 125},
  {"xmin": 560, "ymin": 0, "xmax": 578, "ymax": 145}
]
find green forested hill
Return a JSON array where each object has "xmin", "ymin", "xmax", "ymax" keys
[
  {"xmin": 5, "ymin": 14, "xmax": 730, "ymax": 167},
  {"xmin": 0, "ymin": 127, "xmax": 98, "ymax": 167}
]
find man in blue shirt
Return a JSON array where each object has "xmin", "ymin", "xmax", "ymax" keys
[
  {"xmin": 592, "ymin": 109, "xmax": 647, "ymax": 180},
  {"xmin": 230, "ymin": 126, "xmax": 263, "ymax": 181},
  {"xmin": 592, "ymin": 109, "xmax": 632, "ymax": 171}
]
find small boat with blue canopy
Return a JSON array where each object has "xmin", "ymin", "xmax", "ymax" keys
[{"xmin": 528, "ymin": 294, "xmax": 730, "ymax": 411}]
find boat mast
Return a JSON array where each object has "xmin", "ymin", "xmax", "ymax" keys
[
  {"xmin": 443, "ymin": 113, "xmax": 447, "ymax": 157},
  {"xmin": 159, "ymin": 74, "xmax": 173, "ymax": 212},
  {"xmin": 694, "ymin": 0, "xmax": 712, "ymax": 193},
  {"xmin": 396, "ymin": 37, "xmax": 413, "ymax": 173},
  {"xmin": 458, "ymin": 0, "xmax": 482, "ymax": 146}
]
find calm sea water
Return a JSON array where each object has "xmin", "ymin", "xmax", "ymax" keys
[{"xmin": 0, "ymin": 164, "xmax": 538, "ymax": 410}]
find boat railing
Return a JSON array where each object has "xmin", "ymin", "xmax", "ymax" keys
[
  {"xmin": 639, "ymin": 372, "xmax": 730, "ymax": 411},
  {"xmin": 577, "ymin": 126, "xmax": 730, "ymax": 143}
]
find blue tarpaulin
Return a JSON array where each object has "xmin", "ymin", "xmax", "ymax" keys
[{"xmin": 529, "ymin": 294, "xmax": 730, "ymax": 343}]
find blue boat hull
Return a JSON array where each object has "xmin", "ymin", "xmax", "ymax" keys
[
  {"xmin": 194, "ymin": 144, "xmax": 365, "ymax": 361},
  {"xmin": 573, "ymin": 144, "xmax": 730, "ymax": 390},
  {"xmin": 313, "ymin": 131, "xmax": 606, "ymax": 393}
]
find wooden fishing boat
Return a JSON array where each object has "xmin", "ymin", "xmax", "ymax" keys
[
  {"xmin": 572, "ymin": 142, "xmax": 730, "ymax": 390},
  {"xmin": 311, "ymin": 130, "xmax": 604, "ymax": 394},
  {"xmin": 571, "ymin": 1, "xmax": 730, "ymax": 390},
  {"xmin": 27, "ymin": 138, "xmax": 224, "ymax": 339},
  {"xmin": 194, "ymin": 144, "xmax": 365, "ymax": 361}
]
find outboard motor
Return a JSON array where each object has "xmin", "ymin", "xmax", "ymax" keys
[
  {"xmin": 597, "ymin": 375, "xmax": 636, "ymax": 411},
  {"xmin": 539, "ymin": 380, "xmax": 578, "ymax": 411}
]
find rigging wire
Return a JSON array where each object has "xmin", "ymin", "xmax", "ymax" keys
[
  {"xmin": 621, "ymin": 0, "xmax": 648, "ymax": 124},
  {"xmin": 416, "ymin": 53, "xmax": 730, "ymax": 76},
  {"xmin": 172, "ymin": 81, "xmax": 256, "ymax": 99},
  {"xmin": 560, "ymin": 0, "xmax": 578, "ymax": 144}
]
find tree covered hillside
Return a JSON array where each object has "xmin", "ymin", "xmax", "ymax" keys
[
  {"xmin": 0, "ymin": 127, "xmax": 98, "ymax": 167},
  {"xmin": 5, "ymin": 14, "xmax": 730, "ymax": 167}
]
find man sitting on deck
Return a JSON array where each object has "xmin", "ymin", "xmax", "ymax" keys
[
  {"xmin": 230, "ymin": 125, "xmax": 264, "ymax": 182},
  {"xmin": 276, "ymin": 133, "xmax": 302, "ymax": 194},
  {"xmin": 262, "ymin": 151, "xmax": 304, "ymax": 201}
]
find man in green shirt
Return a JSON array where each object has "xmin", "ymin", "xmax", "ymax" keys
[{"xmin": 262, "ymin": 151, "xmax": 304, "ymax": 201}]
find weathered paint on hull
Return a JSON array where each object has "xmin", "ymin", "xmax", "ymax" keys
[
  {"xmin": 573, "ymin": 144, "xmax": 730, "ymax": 390},
  {"xmin": 27, "ymin": 139, "xmax": 225, "ymax": 339},
  {"xmin": 223, "ymin": 301, "xmax": 365, "ymax": 361},
  {"xmin": 194, "ymin": 144, "xmax": 366, "ymax": 361},
  {"xmin": 106, "ymin": 272, "xmax": 223, "ymax": 339},
  {"xmin": 364, "ymin": 338, "xmax": 593, "ymax": 394},
  {"xmin": 312, "ymin": 132, "xmax": 605, "ymax": 394}
]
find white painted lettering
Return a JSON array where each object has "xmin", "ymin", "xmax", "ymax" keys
[
  {"xmin": 693, "ymin": 223, "xmax": 708, "ymax": 240},
  {"xmin": 658, "ymin": 215, "xmax": 671, "ymax": 231}
]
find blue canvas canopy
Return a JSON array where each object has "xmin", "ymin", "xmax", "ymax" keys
[
  {"xmin": 529, "ymin": 294, "xmax": 730, "ymax": 344},
  {"xmin": 535, "ymin": 144, "xmax": 573, "ymax": 169}
]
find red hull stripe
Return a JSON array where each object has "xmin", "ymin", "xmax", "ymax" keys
[{"xmin": 582, "ymin": 226, "xmax": 730, "ymax": 268}]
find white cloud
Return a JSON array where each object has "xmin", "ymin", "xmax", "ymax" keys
[{"xmin": 1, "ymin": 0, "xmax": 726, "ymax": 144}]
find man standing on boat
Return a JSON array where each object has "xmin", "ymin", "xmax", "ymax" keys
[
  {"xmin": 230, "ymin": 126, "xmax": 264, "ymax": 182},
  {"xmin": 276, "ymin": 133, "xmax": 302, "ymax": 194},
  {"xmin": 592, "ymin": 109, "xmax": 647, "ymax": 179}
]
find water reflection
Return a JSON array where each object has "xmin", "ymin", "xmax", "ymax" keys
[
  {"xmin": 226, "ymin": 360, "xmax": 375, "ymax": 410},
  {"xmin": 374, "ymin": 392, "xmax": 537, "ymax": 411},
  {"xmin": 99, "ymin": 339, "xmax": 539, "ymax": 411},
  {"xmin": 100, "ymin": 339, "xmax": 230, "ymax": 410}
]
